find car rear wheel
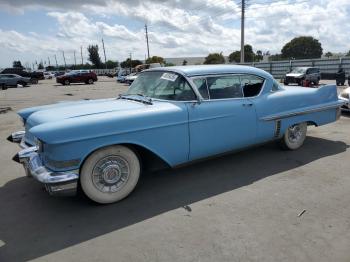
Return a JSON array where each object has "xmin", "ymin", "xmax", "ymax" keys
[
  {"xmin": 64, "ymin": 79, "xmax": 70, "ymax": 85},
  {"xmin": 30, "ymin": 78, "xmax": 38, "ymax": 84},
  {"xmin": 1, "ymin": 84, "xmax": 7, "ymax": 90},
  {"xmin": 280, "ymin": 122, "xmax": 307, "ymax": 150},
  {"xmin": 80, "ymin": 145, "xmax": 141, "ymax": 204},
  {"xmin": 18, "ymin": 81, "xmax": 27, "ymax": 87}
]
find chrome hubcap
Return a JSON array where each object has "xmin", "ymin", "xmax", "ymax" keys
[
  {"xmin": 288, "ymin": 125, "xmax": 302, "ymax": 143},
  {"xmin": 92, "ymin": 156, "xmax": 130, "ymax": 193}
]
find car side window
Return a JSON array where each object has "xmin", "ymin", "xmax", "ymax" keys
[
  {"xmin": 240, "ymin": 75, "xmax": 265, "ymax": 97},
  {"xmin": 152, "ymin": 75, "xmax": 196, "ymax": 101},
  {"xmin": 206, "ymin": 75, "xmax": 243, "ymax": 99},
  {"xmin": 192, "ymin": 78, "xmax": 209, "ymax": 99}
]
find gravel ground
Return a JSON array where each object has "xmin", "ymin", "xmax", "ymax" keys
[{"xmin": 0, "ymin": 77, "xmax": 349, "ymax": 262}]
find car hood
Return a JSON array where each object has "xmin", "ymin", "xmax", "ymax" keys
[
  {"xmin": 24, "ymin": 98, "xmax": 147, "ymax": 128},
  {"xmin": 25, "ymin": 98, "xmax": 187, "ymax": 145},
  {"xmin": 286, "ymin": 73, "xmax": 304, "ymax": 77}
]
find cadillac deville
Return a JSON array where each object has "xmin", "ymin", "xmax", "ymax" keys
[{"xmin": 9, "ymin": 65, "xmax": 344, "ymax": 204}]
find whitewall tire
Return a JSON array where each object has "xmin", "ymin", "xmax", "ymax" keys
[
  {"xmin": 280, "ymin": 122, "xmax": 307, "ymax": 150},
  {"xmin": 80, "ymin": 145, "xmax": 140, "ymax": 204}
]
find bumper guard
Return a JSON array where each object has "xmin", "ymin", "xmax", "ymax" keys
[{"xmin": 17, "ymin": 145, "xmax": 79, "ymax": 196}]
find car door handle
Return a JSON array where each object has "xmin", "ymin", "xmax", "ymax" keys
[{"xmin": 242, "ymin": 103, "xmax": 253, "ymax": 107}]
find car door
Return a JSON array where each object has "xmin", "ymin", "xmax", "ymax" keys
[
  {"xmin": 187, "ymin": 74, "xmax": 257, "ymax": 160},
  {"xmin": 4, "ymin": 75, "xmax": 16, "ymax": 86}
]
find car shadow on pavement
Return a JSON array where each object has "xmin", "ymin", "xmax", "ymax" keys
[{"xmin": 0, "ymin": 136, "xmax": 348, "ymax": 261}]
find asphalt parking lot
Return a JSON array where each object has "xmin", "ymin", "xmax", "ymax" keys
[{"xmin": 0, "ymin": 78, "xmax": 349, "ymax": 261}]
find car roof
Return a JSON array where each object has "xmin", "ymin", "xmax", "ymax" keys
[{"xmin": 146, "ymin": 64, "xmax": 273, "ymax": 79}]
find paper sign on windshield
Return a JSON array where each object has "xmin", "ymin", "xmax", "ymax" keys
[{"xmin": 161, "ymin": 73, "xmax": 178, "ymax": 82}]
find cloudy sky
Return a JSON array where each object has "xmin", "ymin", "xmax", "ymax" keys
[{"xmin": 0, "ymin": 0, "xmax": 349, "ymax": 68}]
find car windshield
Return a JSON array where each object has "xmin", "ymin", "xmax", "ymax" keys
[
  {"xmin": 126, "ymin": 71, "xmax": 196, "ymax": 101},
  {"xmin": 291, "ymin": 68, "xmax": 306, "ymax": 74}
]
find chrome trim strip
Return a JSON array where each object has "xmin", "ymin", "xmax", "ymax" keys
[{"xmin": 261, "ymin": 103, "xmax": 344, "ymax": 121}]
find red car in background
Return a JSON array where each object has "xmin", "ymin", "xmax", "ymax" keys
[{"xmin": 56, "ymin": 70, "xmax": 98, "ymax": 85}]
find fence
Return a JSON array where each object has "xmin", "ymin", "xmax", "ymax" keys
[
  {"xmin": 91, "ymin": 68, "xmax": 117, "ymax": 75},
  {"xmin": 237, "ymin": 57, "xmax": 350, "ymax": 79}
]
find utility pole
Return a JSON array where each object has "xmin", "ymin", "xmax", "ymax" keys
[
  {"xmin": 54, "ymin": 54, "xmax": 58, "ymax": 68},
  {"xmin": 102, "ymin": 38, "xmax": 107, "ymax": 69},
  {"xmin": 129, "ymin": 52, "xmax": 132, "ymax": 74},
  {"xmin": 240, "ymin": 0, "xmax": 245, "ymax": 63},
  {"xmin": 73, "ymin": 50, "xmax": 77, "ymax": 69},
  {"xmin": 145, "ymin": 24, "xmax": 150, "ymax": 60},
  {"xmin": 80, "ymin": 46, "xmax": 83, "ymax": 65},
  {"xmin": 48, "ymin": 57, "xmax": 51, "ymax": 66},
  {"xmin": 62, "ymin": 51, "xmax": 67, "ymax": 70}
]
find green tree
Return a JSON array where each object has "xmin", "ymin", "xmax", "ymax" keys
[
  {"xmin": 325, "ymin": 51, "xmax": 333, "ymax": 58},
  {"xmin": 243, "ymin": 44, "xmax": 255, "ymax": 62},
  {"xmin": 346, "ymin": 50, "xmax": 350, "ymax": 56},
  {"xmin": 13, "ymin": 60, "xmax": 23, "ymax": 68},
  {"xmin": 268, "ymin": 54, "xmax": 283, "ymax": 61},
  {"xmin": 255, "ymin": 50, "xmax": 263, "ymax": 62},
  {"xmin": 182, "ymin": 59, "xmax": 188, "ymax": 66},
  {"xmin": 204, "ymin": 52, "xmax": 225, "ymax": 64},
  {"xmin": 105, "ymin": 60, "xmax": 119, "ymax": 69},
  {"xmin": 87, "ymin": 45, "xmax": 102, "ymax": 68},
  {"xmin": 228, "ymin": 51, "xmax": 241, "ymax": 63},
  {"xmin": 146, "ymin": 56, "xmax": 165, "ymax": 64},
  {"xmin": 281, "ymin": 36, "xmax": 323, "ymax": 59},
  {"xmin": 120, "ymin": 58, "xmax": 142, "ymax": 68},
  {"xmin": 228, "ymin": 45, "xmax": 259, "ymax": 63},
  {"xmin": 45, "ymin": 65, "xmax": 55, "ymax": 71},
  {"xmin": 164, "ymin": 62, "xmax": 175, "ymax": 67},
  {"xmin": 38, "ymin": 63, "xmax": 44, "ymax": 70}
]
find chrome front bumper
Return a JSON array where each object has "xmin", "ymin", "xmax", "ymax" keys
[
  {"xmin": 11, "ymin": 131, "xmax": 79, "ymax": 196},
  {"xmin": 8, "ymin": 130, "xmax": 25, "ymax": 143}
]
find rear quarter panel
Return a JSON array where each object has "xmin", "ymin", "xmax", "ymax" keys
[{"xmin": 253, "ymin": 84, "xmax": 341, "ymax": 142}]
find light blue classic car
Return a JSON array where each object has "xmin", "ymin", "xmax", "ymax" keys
[{"xmin": 10, "ymin": 65, "xmax": 344, "ymax": 204}]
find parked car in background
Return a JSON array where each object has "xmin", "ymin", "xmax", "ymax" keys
[
  {"xmin": 54, "ymin": 71, "xmax": 66, "ymax": 77},
  {"xmin": 43, "ymin": 72, "xmax": 55, "ymax": 79},
  {"xmin": 0, "ymin": 68, "xmax": 44, "ymax": 84},
  {"xmin": 125, "ymin": 72, "xmax": 139, "ymax": 84},
  {"xmin": 9, "ymin": 65, "xmax": 344, "ymax": 204},
  {"xmin": 56, "ymin": 70, "xmax": 97, "ymax": 85},
  {"xmin": 116, "ymin": 70, "xmax": 128, "ymax": 83},
  {"xmin": 339, "ymin": 87, "xmax": 350, "ymax": 112},
  {"xmin": 284, "ymin": 67, "xmax": 320, "ymax": 86},
  {"xmin": 0, "ymin": 74, "xmax": 31, "ymax": 88},
  {"xmin": 335, "ymin": 68, "xmax": 346, "ymax": 86}
]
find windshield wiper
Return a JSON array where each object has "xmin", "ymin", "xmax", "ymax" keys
[{"xmin": 118, "ymin": 94, "xmax": 153, "ymax": 105}]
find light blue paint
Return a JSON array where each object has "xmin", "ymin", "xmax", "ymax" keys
[{"xmin": 18, "ymin": 65, "xmax": 343, "ymax": 173}]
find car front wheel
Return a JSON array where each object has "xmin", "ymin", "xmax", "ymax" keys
[
  {"xmin": 280, "ymin": 122, "xmax": 307, "ymax": 150},
  {"xmin": 80, "ymin": 145, "xmax": 141, "ymax": 204},
  {"xmin": 64, "ymin": 79, "xmax": 70, "ymax": 85},
  {"xmin": 87, "ymin": 78, "xmax": 94, "ymax": 84}
]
